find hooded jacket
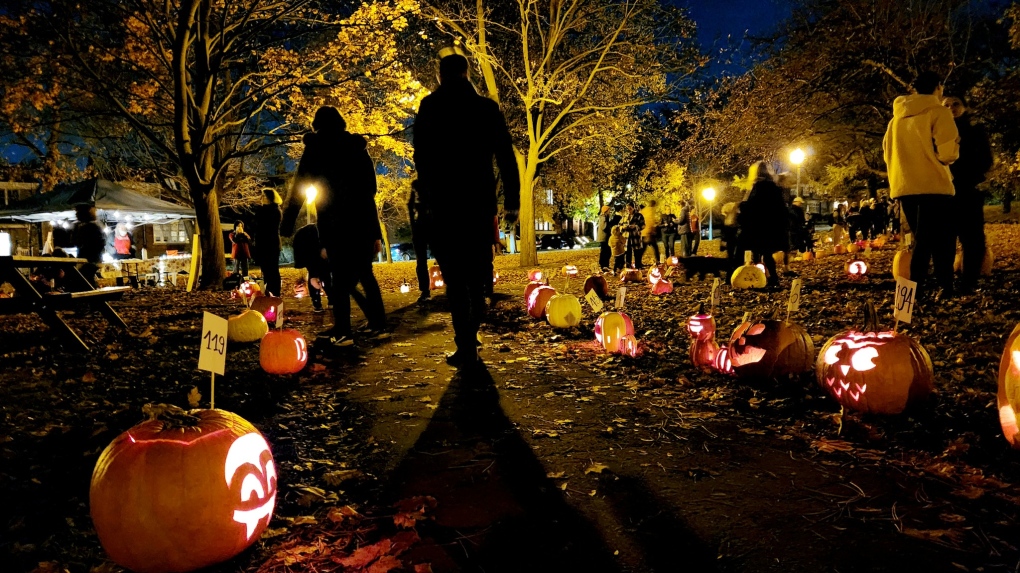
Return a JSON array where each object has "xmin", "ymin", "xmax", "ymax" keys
[
  {"xmin": 282, "ymin": 129, "xmax": 381, "ymax": 245},
  {"xmin": 883, "ymin": 94, "xmax": 959, "ymax": 198}
]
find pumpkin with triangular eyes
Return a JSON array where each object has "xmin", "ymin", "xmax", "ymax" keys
[
  {"xmin": 429, "ymin": 265, "xmax": 444, "ymax": 289},
  {"xmin": 727, "ymin": 318, "xmax": 814, "ymax": 379},
  {"xmin": 996, "ymin": 324, "xmax": 1020, "ymax": 448}
]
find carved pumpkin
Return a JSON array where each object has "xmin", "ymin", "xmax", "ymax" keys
[
  {"xmin": 400, "ymin": 280, "xmax": 411, "ymax": 293},
  {"xmin": 561, "ymin": 265, "xmax": 579, "ymax": 278},
  {"xmin": 238, "ymin": 280, "xmax": 261, "ymax": 300},
  {"xmin": 730, "ymin": 264, "xmax": 767, "ymax": 289},
  {"xmin": 666, "ymin": 256, "xmax": 680, "ymax": 267},
  {"xmin": 524, "ymin": 281, "xmax": 544, "ymax": 306},
  {"xmin": 90, "ymin": 407, "xmax": 277, "ymax": 573},
  {"xmin": 527, "ymin": 285, "xmax": 558, "ymax": 319},
  {"xmin": 583, "ymin": 274, "xmax": 609, "ymax": 300},
  {"xmin": 293, "ymin": 281, "xmax": 307, "ymax": 298},
  {"xmin": 687, "ymin": 306, "xmax": 720, "ymax": 370},
  {"xmin": 816, "ymin": 302, "xmax": 934, "ymax": 414},
  {"xmin": 619, "ymin": 267, "xmax": 643, "ymax": 283},
  {"xmin": 260, "ymin": 329, "xmax": 308, "ymax": 374},
  {"xmin": 727, "ymin": 315, "xmax": 814, "ymax": 379},
  {"xmin": 845, "ymin": 258, "xmax": 869, "ymax": 280},
  {"xmin": 953, "ymin": 246, "xmax": 993, "ymax": 276},
  {"xmin": 429, "ymin": 265, "xmax": 444, "ymax": 289},
  {"xmin": 647, "ymin": 265, "xmax": 673, "ymax": 294},
  {"xmin": 892, "ymin": 250, "xmax": 912, "ymax": 281},
  {"xmin": 594, "ymin": 311, "xmax": 634, "ymax": 354},
  {"xmin": 528, "ymin": 269, "xmax": 544, "ymax": 282},
  {"xmin": 546, "ymin": 294, "xmax": 582, "ymax": 328},
  {"xmin": 997, "ymin": 324, "xmax": 1020, "ymax": 448},
  {"xmin": 250, "ymin": 294, "xmax": 284, "ymax": 327},
  {"xmin": 227, "ymin": 310, "xmax": 269, "ymax": 343}
]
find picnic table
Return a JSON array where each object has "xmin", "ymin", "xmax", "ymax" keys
[{"xmin": 0, "ymin": 255, "xmax": 131, "ymax": 352}]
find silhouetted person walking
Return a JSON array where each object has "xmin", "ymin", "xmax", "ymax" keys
[
  {"xmin": 413, "ymin": 53, "xmax": 520, "ymax": 368},
  {"xmin": 254, "ymin": 188, "xmax": 283, "ymax": 296},
  {"xmin": 884, "ymin": 71, "xmax": 959, "ymax": 300},
  {"xmin": 283, "ymin": 106, "xmax": 388, "ymax": 346},
  {"xmin": 943, "ymin": 96, "xmax": 993, "ymax": 293}
]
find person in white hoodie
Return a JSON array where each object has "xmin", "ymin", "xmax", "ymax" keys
[{"xmin": 883, "ymin": 71, "xmax": 959, "ymax": 299}]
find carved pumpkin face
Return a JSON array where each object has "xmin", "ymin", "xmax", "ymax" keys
[
  {"xmin": 845, "ymin": 258, "xmax": 868, "ymax": 280},
  {"xmin": 238, "ymin": 280, "xmax": 261, "ymax": 299},
  {"xmin": 227, "ymin": 310, "xmax": 269, "ymax": 343},
  {"xmin": 250, "ymin": 294, "xmax": 284, "ymax": 327},
  {"xmin": 816, "ymin": 330, "xmax": 934, "ymax": 414},
  {"xmin": 546, "ymin": 294, "xmax": 582, "ymax": 328},
  {"xmin": 997, "ymin": 324, "xmax": 1020, "ymax": 448},
  {"xmin": 619, "ymin": 268, "xmax": 643, "ymax": 283},
  {"xmin": 730, "ymin": 264, "xmax": 767, "ymax": 289},
  {"xmin": 583, "ymin": 275, "xmax": 609, "ymax": 299},
  {"xmin": 687, "ymin": 313, "xmax": 716, "ymax": 343},
  {"xmin": 687, "ymin": 313, "xmax": 720, "ymax": 369},
  {"xmin": 728, "ymin": 320, "xmax": 815, "ymax": 378},
  {"xmin": 647, "ymin": 265, "xmax": 664, "ymax": 285},
  {"xmin": 429, "ymin": 265, "xmax": 444, "ymax": 289},
  {"xmin": 260, "ymin": 329, "xmax": 308, "ymax": 374},
  {"xmin": 90, "ymin": 409, "xmax": 277, "ymax": 573},
  {"xmin": 595, "ymin": 311, "xmax": 634, "ymax": 354},
  {"xmin": 527, "ymin": 285, "xmax": 558, "ymax": 319},
  {"xmin": 561, "ymin": 265, "xmax": 579, "ymax": 278},
  {"xmin": 666, "ymin": 256, "xmax": 680, "ymax": 267},
  {"xmin": 528, "ymin": 269, "xmax": 544, "ymax": 282}
]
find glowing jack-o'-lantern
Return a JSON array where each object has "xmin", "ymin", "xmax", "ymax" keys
[
  {"xmin": 595, "ymin": 311, "xmax": 634, "ymax": 354},
  {"xmin": 845, "ymin": 258, "xmax": 869, "ymax": 280},
  {"xmin": 429, "ymin": 265, "xmax": 444, "ymax": 289},
  {"xmin": 648, "ymin": 265, "xmax": 673, "ymax": 294},
  {"xmin": 400, "ymin": 280, "xmax": 411, "ymax": 293},
  {"xmin": 583, "ymin": 274, "xmax": 609, "ymax": 300},
  {"xmin": 561, "ymin": 265, "xmax": 579, "ymax": 278},
  {"xmin": 954, "ymin": 246, "xmax": 994, "ymax": 276},
  {"xmin": 260, "ymin": 329, "xmax": 308, "ymax": 374},
  {"xmin": 619, "ymin": 267, "xmax": 643, "ymax": 283},
  {"xmin": 293, "ymin": 281, "xmax": 307, "ymax": 298},
  {"xmin": 730, "ymin": 263, "xmax": 767, "ymax": 289},
  {"xmin": 528, "ymin": 269, "xmax": 544, "ymax": 282},
  {"xmin": 90, "ymin": 407, "xmax": 277, "ymax": 573},
  {"xmin": 815, "ymin": 301, "xmax": 934, "ymax": 414},
  {"xmin": 250, "ymin": 293, "xmax": 284, "ymax": 327},
  {"xmin": 727, "ymin": 315, "xmax": 814, "ymax": 379},
  {"xmin": 666, "ymin": 256, "xmax": 680, "ymax": 267},
  {"xmin": 527, "ymin": 285, "xmax": 558, "ymax": 319},
  {"xmin": 687, "ymin": 306, "xmax": 720, "ymax": 370},
  {"xmin": 238, "ymin": 280, "xmax": 261, "ymax": 300},
  {"xmin": 227, "ymin": 310, "xmax": 269, "ymax": 343},
  {"xmin": 997, "ymin": 324, "xmax": 1020, "ymax": 448},
  {"xmin": 546, "ymin": 294, "xmax": 582, "ymax": 328},
  {"xmin": 493, "ymin": 270, "xmax": 500, "ymax": 285},
  {"xmin": 892, "ymin": 250, "xmax": 912, "ymax": 281},
  {"xmin": 620, "ymin": 334, "xmax": 639, "ymax": 357}
]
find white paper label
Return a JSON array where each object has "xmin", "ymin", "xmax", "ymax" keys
[
  {"xmin": 787, "ymin": 278, "xmax": 803, "ymax": 312},
  {"xmin": 198, "ymin": 312, "xmax": 228, "ymax": 375},
  {"xmin": 585, "ymin": 288, "xmax": 604, "ymax": 313},
  {"xmin": 894, "ymin": 276, "xmax": 917, "ymax": 324},
  {"xmin": 616, "ymin": 286, "xmax": 627, "ymax": 310}
]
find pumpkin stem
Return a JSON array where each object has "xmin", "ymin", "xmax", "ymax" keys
[
  {"xmin": 142, "ymin": 403, "xmax": 202, "ymax": 429},
  {"xmin": 861, "ymin": 300, "xmax": 878, "ymax": 332},
  {"xmin": 696, "ymin": 302, "xmax": 706, "ymax": 316}
]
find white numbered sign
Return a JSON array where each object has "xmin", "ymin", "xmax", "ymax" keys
[
  {"xmin": 616, "ymin": 286, "xmax": 627, "ymax": 310},
  {"xmin": 585, "ymin": 288, "xmax": 604, "ymax": 313},
  {"xmin": 198, "ymin": 312, "xmax": 228, "ymax": 375},
  {"xmin": 711, "ymin": 278, "xmax": 721, "ymax": 308},
  {"xmin": 787, "ymin": 278, "xmax": 803, "ymax": 312},
  {"xmin": 893, "ymin": 276, "xmax": 917, "ymax": 324}
]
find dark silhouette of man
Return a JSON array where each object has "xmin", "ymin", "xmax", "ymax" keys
[
  {"xmin": 943, "ymin": 96, "xmax": 993, "ymax": 293},
  {"xmin": 883, "ymin": 71, "xmax": 959, "ymax": 300},
  {"xmin": 283, "ymin": 106, "xmax": 388, "ymax": 346},
  {"xmin": 407, "ymin": 180, "xmax": 432, "ymax": 304},
  {"xmin": 413, "ymin": 54, "xmax": 520, "ymax": 368}
]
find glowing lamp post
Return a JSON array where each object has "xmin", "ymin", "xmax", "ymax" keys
[
  {"xmin": 790, "ymin": 148, "xmax": 805, "ymax": 197},
  {"xmin": 701, "ymin": 187, "xmax": 716, "ymax": 241},
  {"xmin": 304, "ymin": 185, "xmax": 318, "ymax": 225}
]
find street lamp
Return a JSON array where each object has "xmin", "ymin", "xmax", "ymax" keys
[
  {"xmin": 701, "ymin": 187, "xmax": 716, "ymax": 241},
  {"xmin": 304, "ymin": 184, "xmax": 318, "ymax": 225},
  {"xmin": 790, "ymin": 148, "xmax": 805, "ymax": 197}
]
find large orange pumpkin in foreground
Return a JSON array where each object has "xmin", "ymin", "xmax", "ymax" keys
[
  {"xmin": 997, "ymin": 323, "xmax": 1020, "ymax": 448},
  {"xmin": 815, "ymin": 302, "xmax": 934, "ymax": 414},
  {"xmin": 90, "ymin": 406, "xmax": 277, "ymax": 573},
  {"xmin": 727, "ymin": 316, "xmax": 814, "ymax": 379},
  {"xmin": 260, "ymin": 329, "xmax": 308, "ymax": 374}
]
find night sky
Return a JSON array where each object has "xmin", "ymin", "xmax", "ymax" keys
[{"xmin": 679, "ymin": 0, "xmax": 790, "ymax": 65}]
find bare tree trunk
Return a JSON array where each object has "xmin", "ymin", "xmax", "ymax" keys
[
  {"xmin": 192, "ymin": 185, "xmax": 226, "ymax": 288},
  {"xmin": 518, "ymin": 153, "xmax": 538, "ymax": 266}
]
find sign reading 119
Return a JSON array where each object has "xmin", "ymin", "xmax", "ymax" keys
[{"xmin": 203, "ymin": 330, "xmax": 226, "ymax": 355}]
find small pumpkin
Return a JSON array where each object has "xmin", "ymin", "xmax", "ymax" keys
[
  {"xmin": 666, "ymin": 256, "xmax": 681, "ymax": 267},
  {"xmin": 687, "ymin": 305, "xmax": 720, "ymax": 371},
  {"xmin": 647, "ymin": 265, "xmax": 673, "ymax": 294},
  {"xmin": 816, "ymin": 301, "xmax": 934, "ymax": 414},
  {"xmin": 727, "ymin": 313, "xmax": 815, "ymax": 379},
  {"xmin": 892, "ymin": 250, "xmax": 912, "ymax": 281},
  {"xmin": 845, "ymin": 258, "xmax": 869, "ymax": 280},
  {"xmin": 583, "ymin": 275, "xmax": 609, "ymax": 300},
  {"xmin": 524, "ymin": 281, "xmax": 544, "ymax": 306},
  {"xmin": 833, "ymin": 244, "xmax": 846, "ymax": 254},
  {"xmin": 429, "ymin": 265, "xmax": 444, "ymax": 290},
  {"xmin": 620, "ymin": 334, "xmax": 639, "ymax": 357},
  {"xmin": 619, "ymin": 267, "xmax": 643, "ymax": 283},
  {"xmin": 250, "ymin": 293, "xmax": 284, "ymax": 327},
  {"xmin": 528, "ymin": 269, "xmax": 544, "ymax": 282},
  {"xmin": 730, "ymin": 263, "xmax": 767, "ymax": 289},
  {"xmin": 527, "ymin": 285, "xmax": 558, "ymax": 319},
  {"xmin": 238, "ymin": 280, "xmax": 261, "ymax": 300},
  {"xmin": 953, "ymin": 246, "xmax": 993, "ymax": 276},
  {"xmin": 227, "ymin": 310, "xmax": 269, "ymax": 343},
  {"xmin": 260, "ymin": 329, "xmax": 308, "ymax": 374},
  {"xmin": 90, "ymin": 406, "xmax": 277, "ymax": 573},
  {"xmin": 546, "ymin": 294, "xmax": 582, "ymax": 328},
  {"xmin": 997, "ymin": 323, "xmax": 1020, "ymax": 448},
  {"xmin": 561, "ymin": 265, "xmax": 579, "ymax": 278},
  {"xmin": 594, "ymin": 311, "xmax": 634, "ymax": 354}
]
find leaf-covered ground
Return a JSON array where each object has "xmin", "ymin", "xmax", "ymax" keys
[{"xmin": 3, "ymin": 222, "xmax": 1020, "ymax": 573}]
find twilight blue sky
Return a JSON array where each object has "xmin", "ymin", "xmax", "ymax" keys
[{"xmin": 679, "ymin": 0, "xmax": 790, "ymax": 68}]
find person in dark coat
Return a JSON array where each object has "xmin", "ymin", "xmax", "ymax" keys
[
  {"xmin": 737, "ymin": 161, "xmax": 789, "ymax": 288},
  {"xmin": 292, "ymin": 223, "xmax": 336, "ymax": 313},
  {"xmin": 944, "ymin": 96, "xmax": 994, "ymax": 293},
  {"xmin": 413, "ymin": 53, "xmax": 520, "ymax": 368},
  {"xmin": 407, "ymin": 180, "xmax": 432, "ymax": 304},
  {"xmin": 254, "ymin": 188, "xmax": 283, "ymax": 296},
  {"xmin": 72, "ymin": 205, "xmax": 105, "ymax": 287},
  {"xmin": 229, "ymin": 221, "xmax": 252, "ymax": 277},
  {"xmin": 283, "ymin": 106, "xmax": 387, "ymax": 346},
  {"xmin": 597, "ymin": 205, "xmax": 621, "ymax": 271}
]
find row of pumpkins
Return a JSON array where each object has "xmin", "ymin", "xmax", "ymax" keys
[{"xmin": 230, "ymin": 281, "xmax": 309, "ymax": 375}]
